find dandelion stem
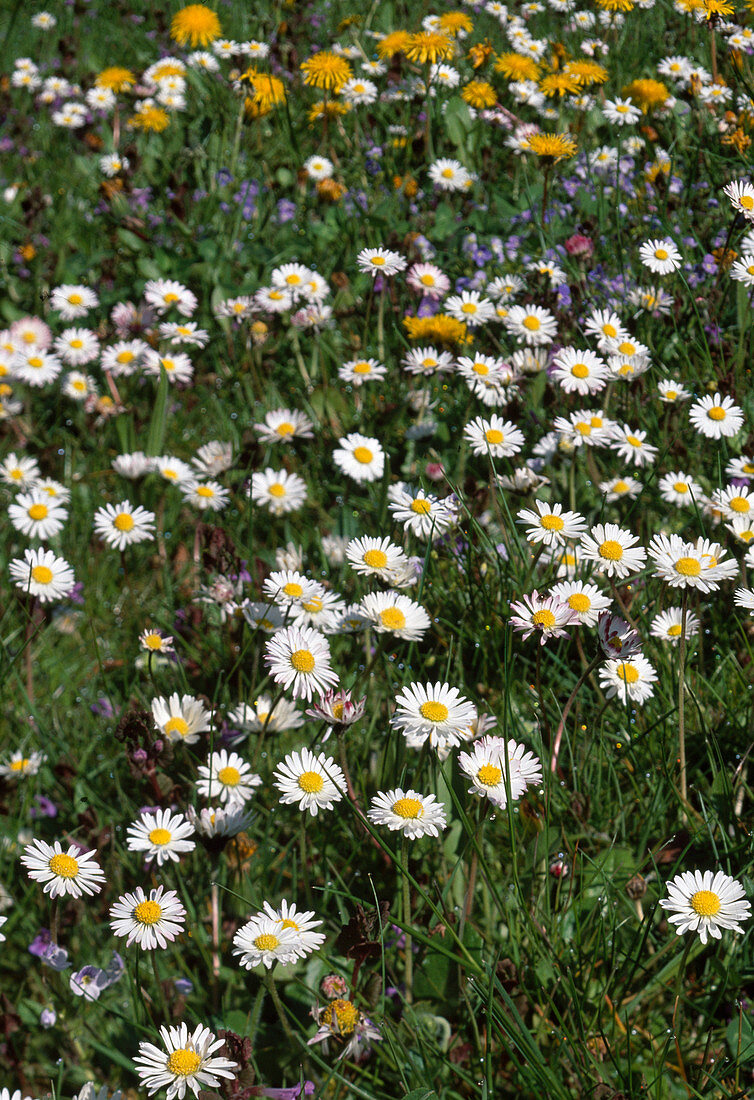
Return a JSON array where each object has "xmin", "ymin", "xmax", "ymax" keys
[{"xmin": 401, "ymin": 834, "xmax": 413, "ymax": 1006}]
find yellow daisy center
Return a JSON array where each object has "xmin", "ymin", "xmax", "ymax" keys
[
  {"xmin": 740, "ymin": 195, "xmax": 754, "ymax": 210},
  {"xmin": 330, "ymin": 999, "xmax": 360, "ymax": 1032},
  {"xmin": 477, "ymin": 763, "xmax": 503, "ymax": 786},
  {"xmin": 268, "ymin": 482, "xmax": 286, "ymax": 497},
  {"xmin": 70, "ymin": 339, "xmax": 84, "ymax": 349},
  {"xmin": 667, "ymin": 624, "xmax": 682, "ymax": 636},
  {"xmin": 690, "ymin": 889, "xmax": 721, "ymax": 917},
  {"xmin": 149, "ymin": 828, "xmax": 172, "ymax": 846},
  {"xmin": 31, "ymin": 565, "xmax": 53, "ymax": 584},
  {"xmin": 599, "ymin": 540, "xmax": 624, "ymax": 560},
  {"xmin": 133, "ymin": 899, "xmax": 163, "ymax": 925},
  {"xmin": 353, "ymin": 446, "xmax": 373, "ymax": 464},
  {"xmin": 144, "ymin": 633, "xmax": 163, "ymax": 649},
  {"xmin": 626, "ymin": 435, "xmax": 642, "ymax": 447},
  {"xmin": 419, "ymin": 700, "xmax": 449, "ymax": 723},
  {"xmin": 708, "ymin": 407, "xmax": 726, "ymax": 421},
  {"xmin": 393, "ymin": 797, "xmax": 423, "ymax": 818},
  {"xmin": 114, "ymin": 512, "xmax": 135, "ymax": 531},
  {"xmin": 283, "ymin": 582, "xmax": 303, "ymax": 598},
  {"xmin": 541, "ymin": 513, "xmax": 564, "ymax": 531},
  {"xmin": 165, "ymin": 717, "xmax": 189, "ymax": 738},
  {"xmin": 613, "ymin": 480, "xmax": 629, "ymax": 493},
  {"xmin": 353, "ymin": 362, "xmax": 372, "ymax": 374},
  {"xmin": 568, "ymin": 593, "xmax": 591, "ymax": 612},
  {"xmin": 275, "ymin": 421, "xmax": 295, "ymax": 436},
  {"xmin": 379, "ymin": 607, "xmax": 406, "ymax": 630},
  {"xmin": 532, "ymin": 609, "xmax": 556, "ymax": 628},
  {"xmin": 363, "ymin": 548, "xmax": 387, "ymax": 568},
  {"xmin": 461, "ymin": 302, "xmax": 478, "ymax": 314},
  {"xmin": 68, "ymin": 293, "xmax": 83, "ymax": 305},
  {"xmin": 302, "ymin": 596, "xmax": 323, "ymax": 614},
  {"xmin": 196, "ymin": 486, "xmax": 214, "ymax": 498},
  {"xmin": 291, "ymin": 648, "xmax": 315, "ymax": 673},
  {"xmin": 485, "ymin": 429, "xmax": 504, "ymax": 444},
  {"xmin": 10, "ymin": 758, "xmax": 29, "ymax": 771},
  {"xmin": 654, "ymin": 248, "xmax": 668, "ymax": 260},
  {"xmin": 253, "ymin": 932, "xmax": 279, "ymax": 951},
  {"xmin": 574, "ymin": 421, "xmax": 591, "ymax": 435},
  {"xmin": 218, "ymin": 766, "xmax": 241, "ymax": 786},
  {"xmin": 49, "ymin": 853, "xmax": 79, "ymax": 878},
  {"xmin": 28, "ymin": 504, "xmax": 48, "ymax": 521},
  {"xmin": 616, "ymin": 662, "xmax": 639, "ymax": 683},
  {"xmin": 522, "ymin": 315, "xmax": 540, "ymax": 331},
  {"xmin": 411, "ymin": 498, "xmax": 431, "ymax": 514},
  {"xmin": 571, "ymin": 363, "xmax": 589, "ymax": 378},
  {"xmin": 673, "ymin": 482, "xmax": 689, "ymax": 494},
  {"xmin": 167, "ymin": 1049, "xmax": 203, "ymax": 1077},
  {"xmin": 602, "ymin": 323, "xmax": 617, "ymax": 337},
  {"xmin": 674, "ymin": 557, "xmax": 701, "ymax": 576},
  {"xmin": 298, "ymin": 770, "xmax": 324, "ymax": 793},
  {"xmin": 730, "ymin": 496, "xmax": 749, "ymax": 512}
]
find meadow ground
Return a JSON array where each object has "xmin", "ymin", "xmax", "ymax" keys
[{"xmin": 2, "ymin": 1, "xmax": 754, "ymax": 1098}]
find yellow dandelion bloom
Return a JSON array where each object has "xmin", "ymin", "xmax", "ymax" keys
[
  {"xmin": 702, "ymin": 0, "xmax": 734, "ymax": 15},
  {"xmin": 461, "ymin": 80, "xmax": 496, "ymax": 108},
  {"xmin": 596, "ymin": 0, "xmax": 635, "ymax": 10},
  {"xmin": 403, "ymin": 314, "xmax": 469, "ymax": 346},
  {"xmin": 300, "ymin": 52, "xmax": 352, "ymax": 91},
  {"xmin": 170, "ymin": 4, "xmax": 221, "ymax": 47},
  {"xmin": 404, "ymin": 32, "xmax": 454, "ymax": 65},
  {"xmin": 539, "ymin": 71, "xmax": 581, "ymax": 97},
  {"xmin": 244, "ymin": 72, "xmax": 286, "ymax": 116},
  {"xmin": 308, "ymin": 100, "xmax": 350, "ymax": 123},
  {"xmin": 95, "ymin": 67, "xmax": 136, "ymax": 92},
  {"xmin": 494, "ymin": 52, "xmax": 540, "ymax": 82},
  {"xmin": 128, "ymin": 105, "xmax": 170, "ymax": 133},
  {"xmin": 622, "ymin": 78, "xmax": 670, "ymax": 112},
  {"xmin": 439, "ymin": 11, "xmax": 474, "ymax": 34},
  {"xmin": 375, "ymin": 30, "xmax": 412, "ymax": 59},
  {"xmin": 563, "ymin": 59, "xmax": 608, "ymax": 85},
  {"xmin": 316, "ymin": 179, "xmax": 346, "ymax": 201},
  {"xmin": 524, "ymin": 132, "xmax": 577, "ymax": 161},
  {"xmin": 468, "ymin": 40, "xmax": 494, "ymax": 68}
]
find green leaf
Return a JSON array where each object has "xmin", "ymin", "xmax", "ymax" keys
[
  {"xmin": 145, "ymin": 365, "xmax": 170, "ymax": 457},
  {"xmin": 402, "ymin": 1090, "xmax": 440, "ymax": 1100}
]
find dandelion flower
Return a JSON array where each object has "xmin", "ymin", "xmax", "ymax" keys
[{"xmin": 171, "ymin": 5, "xmax": 221, "ymax": 47}]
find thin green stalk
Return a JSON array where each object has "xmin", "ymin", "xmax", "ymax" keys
[{"xmin": 401, "ymin": 834, "xmax": 413, "ymax": 1006}]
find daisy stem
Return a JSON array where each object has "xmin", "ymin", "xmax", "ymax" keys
[
  {"xmin": 709, "ymin": 25, "xmax": 718, "ymax": 83},
  {"xmin": 377, "ymin": 284, "xmax": 386, "ymax": 363},
  {"xmin": 211, "ymin": 880, "xmax": 221, "ymax": 1009},
  {"xmin": 264, "ymin": 966, "xmax": 297, "ymax": 1046},
  {"xmin": 401, "ymin": 835, "xmax": 413, "ymax": 1006},
  {"xmin": 671, "ymin": 935, "xmax": 694, "ymax": 1084},
  {"xmin": 550, "ymin": 653, "xmax": 603, "ymax": 774},
  {"xmin": 25, "ymin": 597, "xmax": 35, "ymax": 704},
  {"xmin": 678, "ymin": 591, "xmax": 689, "ymax": 820},
  {"xmin": 299, "ymin": 816, "xmax": 313, "ymax": 907},
  {"xmin": 50, "ymin": 898, "xmax": 59, "ymax": 944},
  {"xmin": 151, "ymin": 949, "xmax": 172, "ymax": 1024}
]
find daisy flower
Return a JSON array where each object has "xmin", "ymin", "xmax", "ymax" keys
[
  {"xmin": 192, "ymin": 440, "xmax": 233, "ymax": 476},
  {"xmin": 152, "ymin": 693, "xmax": 211, "ymax": 745},
  {"xmin": 250, "ymin": 469, "xmax": 308, "ymax": 515},
  {"xmin": 196, "ymin": 750, "xmax": 262, "ymax": 804},
  {"xmin": 638, "ymin": 238, "xmax": 681, "ymax": 274},
  {"xmin": 689, "ymin": 393, "xmax": 744, "ymax": 439},
  {"xmin": 50, "ymin": 284, "xmax": 99, "ymax": 320},
  {"xmin": 290, "ymin": 588, "xmax": 347, "ymax": 633},
  {"xmin": 660, "ymin": 870, "xmax": 751, "ymax": 944},
  {"xmin": 463, "ymin": 415, "xmax": 525, "ymax": 457},
  {"xmin": 0, "ymin": 749, "xmax": 47, "ymax": 779},
  {"xmin": 263, "ymin": 899, "xmax": 326, "ymax": 956},
  {"xmin": 9, "ymin": 548, "xmax": 75, "ymax": 602},
  {"xmin": 262, "ymin": 569, "xmax": 320, "ymax": 608},
  {"xmin": 102, "ymin": 339, "xmax": 150, "ymax": 377},
  {"xmin": 647, "ymin": 533, "xmax": 724, "ymax": 592},
  {"xmin": 110, "ymin": 885, "xmax": 186, "ymax": 950},
  {"xmin": 583, "ymin": 308, "xmax": 627, "ymax": 349},
  {"xmin": 181, "ymin": 480, "xmax": 230, "ymax": 512},
  {"xmin": 549, "ymin": 581, "xmax": 612, "ymax": 626},
  {"xmin": 254, "ymin": 408, "xmax": 314, "ymax": 444},
  {"xmin": 345, "ymin": 536, "xmax": 409, "ymax": 581},
  {"xmin": 709, "ymin": 484, "xmax": 754, "ymax": 519},
  {"xmin": 93, "ymin": 501, "xmax": 156, "ymax": 550},
  {"xmin": 458, "ymin": 736, "xmax": 542, "ymax": 806},
  {"xmin": 658, "ymin": 472, "xmax": 703, "ymax": 507},
  {"xmin": 273, "ymin": 746, "xmax": 346, "ymax": 816},
  {"xmin": 54, "ymin": 328, "xmax": 100, "ymax": 365},
  {"xmin": 516, "ymin": 500, "xmax": 587, "ymax": 547},
  {"xmin": 359, "ymin": 591, "xmax": 431, "ymax": 640},
  {"xmin": 580, "ymin": 523, "xmax": 647, "ymax": 578},
  {"xmin": 21, "ymin": 839, "xmax": 106, "ymax": 898},
  {"xmin": 0, "ymin": 452, "xmax": 40, "ymax": 488},
  {"xmin": 332, "ymin": 433, "xmax": 386, "ymax": 483},
  {"xmin": 551, "ymin": 348, "xmax": 608, "ymax": 395},
  {"xmin": 304, "ymin": 155, "xmax": 334, "ymax": 179},
  {"xmin": 391, "ymin": 681, "xmax": 477, "ymax": 754},
  {"xmin": 356, "ymin": 247, "xmax": 407, "ymax": 277},
  {"xmin": 407, "ymin": 263, "xmax": 450, "ymax": 299},
  {"xmin": 232, "ymin": 913, "xmax": 301, "ymax": 970},
  {"xmin": 428, "ymin": 158, "xmax": 472, "ymax": 191},
  {"xmin": 509, "ymin": 590, "xmax": 579, "ymax": 645},
  {"xmin": 729, "ymin": 253, "xmax": 754, "ymax": 287},
  {"xmin": 143, "ymin": 351, "xmax": 194, "ymax": 385},
  {"xmin": 305, "ymin": 688, "xmax": 366, "ymax": 728},
  {"xmin": 126, "ymin": 809, "xmax": 196, "ymax": 867},
  {"xmin": 367, "ymin": 789, "xmax": 447, "ymax": 838},
  {"xmin": 599, "ymin": 656, "xmax": 658, "ymax": 704},
  {"xmin": 8, "ymin": 490, "xmax": 68, "ymax": 540},
  {"xmin": 650, "ymin": 607, "xmax": 700, "ymax": 643},
  {"xmin": 144, "ymin": 279, "xmax": 197, "ymax": 317},
  {"xmin": 504, "ymin": 303, "xmax": 558, "ymax": 345},
  {"xmin": 444, "ymin": 291, "xmax": 496, "ymax": 328},
  {"xmin": 140, "ymin": 628, "xmax": 175, "ymax": 654},
  {"xmin": 723, "ymin": 179, "xmax": 754, "ymax": 220},
  {"xmin": 603, "ymin": 96, "xmax": 642, "ymax": 124},
  {"xmin": 599, "ymin": 476, "xmax": 643, "ymax": 502},
  {"xmin": 159, "ymin": 321, "xmax": 209, "ymax": 347},
  {"xmin": 388, "ymin": 486, "xmax": 457, "ymax": 539},
  {"xmin": 403, "ymin": 346, "xmax": 455, "ymax": 376},
  {"xmin": 265, "ymin": 625, "xmax": 339, "ymax": 701},
  {"xmin": 135, "ymin": 1023, "xmax": 237, "ymax": 1099},
  {"xmin": 657, "ymin": 379, "xmax": 691, "ymax": 403},
  {"xmin": 187, "ymin": 800, "xmax": 253, "ymax": 838},
  {"xmin": 338, "ymin": 358, "xmax": 387, "ymax": 386},
  {"xmin": 609, "ymin": 425, "xmax": 658, "ymax": 467}
]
